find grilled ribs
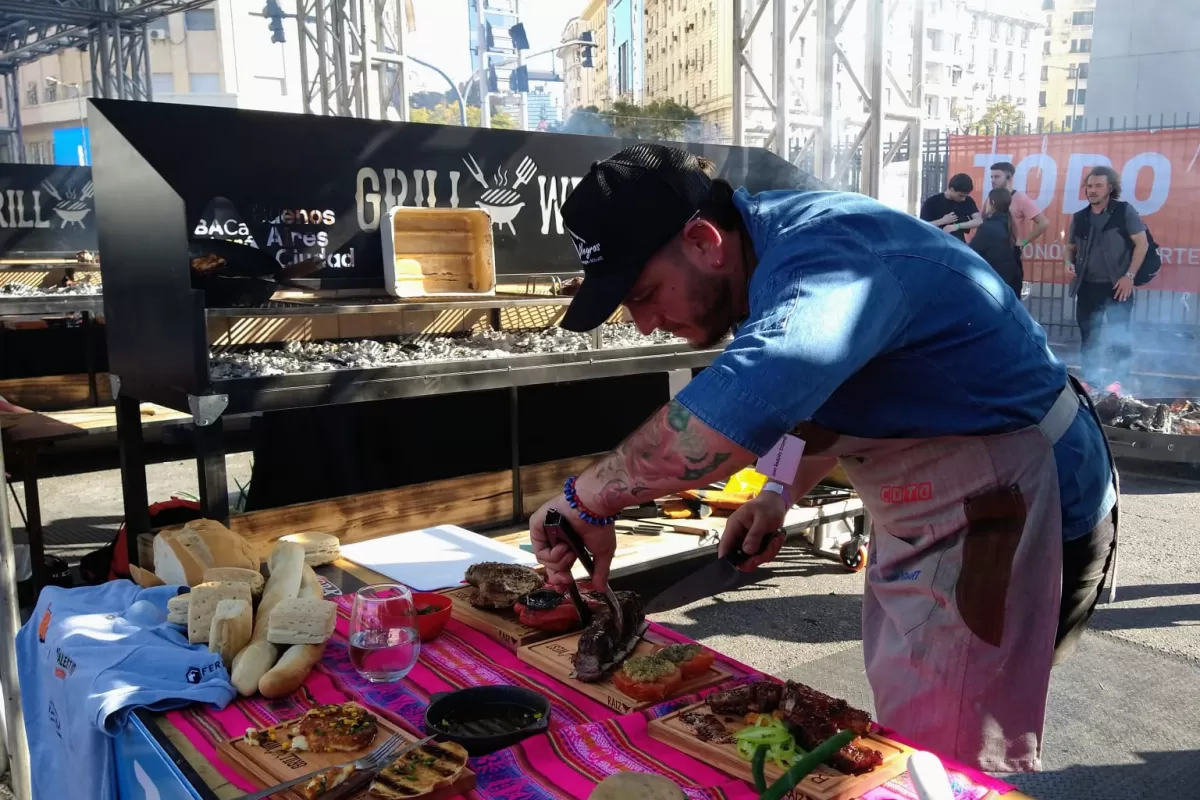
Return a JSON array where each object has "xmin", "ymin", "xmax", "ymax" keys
[
  {"xmin": 464, "ymin": 562, "xmax": 544, "ymax": 609},
  {"xmin": 679, "ymin": 710, "xmax": 735, "ymax": 744},
  {"xmin": 705, "ymin": 680, "xmax": 883, "ymax": 775},
  {"xmin": 573, "ymin": 591, "xmax": 644, "ymax": 682}
]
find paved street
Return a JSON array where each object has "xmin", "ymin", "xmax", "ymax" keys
[{"xmin": 7, "ymin": 455, "xmax": 1200, "ymax": 798}]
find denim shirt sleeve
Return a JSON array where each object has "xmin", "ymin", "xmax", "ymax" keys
[{"xmin": 675, "ymin": 234, "xmax": 910, "ymax": 455}]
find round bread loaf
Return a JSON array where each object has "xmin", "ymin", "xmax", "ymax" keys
[
  {"xmin": 278, "ymin": 532, "xmax": 341, "ymax": 567},
  {"xmin": 589, "ymin": 773, "xmax": 685, "ymax": 800}
]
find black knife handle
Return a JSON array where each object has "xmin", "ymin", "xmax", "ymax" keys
[
  {"xmin": 544, "ymin": 509, "xmax": 596, "ymax": 575},
  {"xmin": 728, "ymin": 529, "xmax": 785, "ymax": 568}
]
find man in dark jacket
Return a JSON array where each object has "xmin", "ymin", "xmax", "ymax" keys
[
  {"xmin": 970, "ymin": 188, "xmax": 1022, "ymax": 296},
  {"xmin": 1065, "ymin": 166, "xmax": 1150, "ymax": 388}
]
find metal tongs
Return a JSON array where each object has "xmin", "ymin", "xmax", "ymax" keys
[{"xmin": 543, "ymin": 509, "xmax": 625, "ymax": 639}]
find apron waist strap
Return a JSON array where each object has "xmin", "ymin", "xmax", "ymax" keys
[{"xmin": 1039, "ymin": 383, "xmax": 1081, "ymax": 445}]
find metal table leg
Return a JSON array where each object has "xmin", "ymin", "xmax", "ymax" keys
[
  {"xmin": 117, "ymin": 395, "xmax": 150, "ymax": 570},
  {"xmin": 20, "ymin": 445, "xmax": 46, "ymax": 596},
  {"xmin": 509, "ymin": 385, "xmax": 522, "ymax": 522},
  {"xmin": 196, "ymin": 417, "xmax": 229, "ymax": 524},
  {"xmin": 81, "ymin": 311, "xmax": 99, "ymax": 407}
]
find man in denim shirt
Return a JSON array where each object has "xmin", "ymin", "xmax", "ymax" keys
[{"xmin": 529, "ymin": 144, "xmax": 1118, "ymax": 772}]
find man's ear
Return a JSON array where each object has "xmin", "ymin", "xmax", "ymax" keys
[{"xmin": 680, "ymin": 218, "xmax": 725, "ymax": 272}]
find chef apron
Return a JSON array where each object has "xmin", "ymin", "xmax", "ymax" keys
[{"xmin": 797, "ymin": 381, "xmax": 1100, "ymax": 772}]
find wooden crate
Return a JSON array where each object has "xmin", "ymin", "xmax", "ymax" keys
[
  {"xmin": 648, "ymin": 700, "xmax": 913, "ymax": 800},
  {"xmin": 383, "ymin": 208, "xmax": 495, "ymax": 297}
]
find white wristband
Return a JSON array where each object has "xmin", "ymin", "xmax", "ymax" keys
[{"xmin": 761, "ymin": 480, "xmax": 793, "ymax": 508}]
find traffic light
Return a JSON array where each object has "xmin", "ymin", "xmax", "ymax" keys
[
  {"xmin": 580, "ymin": 31, "xmax": 594, "ymax": 68},
  {"xmin": 510, "ymin": 23, "xmax": 529, "ymax": 51},
  {"xmin": 263, "ymin": 0, "xmax": 286, "ymax": 43},
  {"xmin": 487, "ymin": 66, "xmax": 499, "ymax": 93},
  {"xmin": 510, "ymin": 65, "xmax": 529, "ymax": 92}
]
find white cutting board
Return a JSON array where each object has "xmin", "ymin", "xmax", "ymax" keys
[{"xmin": 339, "ymin": 524, "xmax": 538, "ymax": 591}]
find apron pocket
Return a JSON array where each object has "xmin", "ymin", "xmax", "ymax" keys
[{"xmin": 956, "ymin": 484, "xmax": 1027, "ymax": 647}]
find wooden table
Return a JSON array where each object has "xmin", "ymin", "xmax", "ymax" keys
[{"xmin": 1, "ymin": 403, "xmax": 190, "ymax": 594}]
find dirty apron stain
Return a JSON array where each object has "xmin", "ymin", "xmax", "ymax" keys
[{"xmin": 799, "ymin": 383, "xmax": 1084, "ymax": 773}]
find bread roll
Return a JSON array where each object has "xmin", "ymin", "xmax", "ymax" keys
[
  {"xmin": 167, "ymin": 594, "xmax": 190, "ymax": 625},
  {"xmin": 129, "ymin": 564, "xmax": 165, "ymax": 589},
  {"xmin": 278, "ymin": 532, "xmax": 341, "ymax": 568},
  {"xmin": 267, "ymin": 598, "xmax": 337, "ymax": 645},
  {"xmin": 259, "ymin": 643, "xmax": 326, "ymax": 698},
  {"xmin": 229, "ymin": 541, "xmax": 306, "ymax": 695},
  {"xmin": 153, "ymin": 519, "xmax": 258, "ymax": 587},
  {"xmin": 589, "ymin": 773, "xmax": 684, "ymax": 800},
  {"xmin": 187, "ymin": 581, "xmax": 253, "ymax": 644},
  {"xmin": 209, "ymin": 598, "xmax": 253, "ymax": 667},
  {"xmin": 203, "ymin": 567, "xmax": 265, "ymax": 599}
]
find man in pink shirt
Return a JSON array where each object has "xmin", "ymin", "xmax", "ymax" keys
[{"xmin": 988, "ymin": 162, "xmax": 1050, "ymax": 292}]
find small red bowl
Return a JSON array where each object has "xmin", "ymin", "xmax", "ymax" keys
[{"xmin": 412, "ymin": 592, "xmax": 453, "ymax": 642}]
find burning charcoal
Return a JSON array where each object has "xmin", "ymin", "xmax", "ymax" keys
[
  {"xmin": 1, "ymin": 282, "xmax": 102, "ymax": 297},
  {"xmin": 1152, "ymin": 404, "xmax": 1171, "ymax": 432}
]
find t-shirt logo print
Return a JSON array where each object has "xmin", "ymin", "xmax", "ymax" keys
[{"xmin": 567, "ymin": 228, "xmax": 603, "ymax": 265}]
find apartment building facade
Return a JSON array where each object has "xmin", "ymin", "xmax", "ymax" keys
[
  {"xmin": 642, "ymin": 0, "xmax": 733, "ymax": 139},
  {"xmin": 560, "ymin": 11, "xmax": 604, "ymax": 115},
  {"xmin": 16, "ymin": 0, "xmax": 301, "ymax": 164},
  {"xmin": 1039, "ymin": 0, "xmax": 1093, "ymax": 130}
]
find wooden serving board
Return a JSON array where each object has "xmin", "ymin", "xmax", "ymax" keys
[
  {"xmin": 216, "ymin": 704, "xmax": 475, "ymax": 800},
  {"xmin": 647, "ymin": 700, "xmax": 913, "ymax": 800},
  {"xmin": 441, "ymin": 584, "xmax": 565, "ymax": 651},
  {"xmin": 517, "ymin": 629, "xmax": 731, "ymax": 714}
]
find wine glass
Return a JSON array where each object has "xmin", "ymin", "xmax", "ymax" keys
[{"xmin": 349, "ymin": 583, "xmax": 420, "ymax": 683}]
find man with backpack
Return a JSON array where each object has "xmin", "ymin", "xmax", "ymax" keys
[{"xmin": 1065, "ymin": 165, "xmax": 1154, "ymax": 388}]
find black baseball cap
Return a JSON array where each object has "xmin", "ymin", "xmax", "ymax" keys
[{"xmin": 559, "ymin": 144, "xmax": 714, "ymax": 332}]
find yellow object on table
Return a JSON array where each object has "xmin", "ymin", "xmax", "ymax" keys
[{"xmin": 724, "ymin": 467, "xmax": 767, "ymax": 495}]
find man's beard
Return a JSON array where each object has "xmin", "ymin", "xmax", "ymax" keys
[{"xmin": 686, "ymin": 268, "xmax": 736, "ymax": 349}]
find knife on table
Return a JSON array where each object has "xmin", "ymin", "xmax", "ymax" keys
[
  {"xmin": 543, "ymin": 509, "xmax": 625, "ymax": 639},
  {"xmin": 642, "ymin": 530, "xmax": 786, "ymax": 615}
]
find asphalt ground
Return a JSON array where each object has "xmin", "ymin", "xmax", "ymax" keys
[{"xmin": 7, "ymin": 455, "xmax": 1199, "ymax": 798}]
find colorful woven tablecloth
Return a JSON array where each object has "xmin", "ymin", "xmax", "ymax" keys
[{"xmin": 168, "ymin": 596, "xmax": 1011, "ymax": 799}]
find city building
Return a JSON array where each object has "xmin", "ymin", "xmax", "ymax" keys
[
  {"xmin": 16, "ymin": 2, "xmax": 304, "ymax": 164},
  {"xmin": 468, "ymin": 0, "xmax": 525, "ymax": 123},
  {"xmin": 525, "ymin": 85, "xmax": 563, "ymax": 127},
  {"xmin": 1086, "ymin": 0, "xmax": 1200, "ymax": 124},
  {"xmin": 607, "ymin": 0, "xmax": 644, "ymax": 104},
  {"xmin": 559, "ymin": 14, "xmax": 603, "ymax": 115},
  {"xmin": 643, "ymin": 0, "xmax": 734, "ymax": 139},
  {"xmin": 1039, "ymin": 0, "xmax": 1093, "ymax": 130}
]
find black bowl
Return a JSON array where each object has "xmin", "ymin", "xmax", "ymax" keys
[{"xmin": 423, "ymin": 685, "xmax": 550, "ymax": 757}]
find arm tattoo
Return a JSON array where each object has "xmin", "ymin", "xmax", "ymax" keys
[{"xmin": 576, "ymin": 399, "xmax": 750, "ymax": 514}]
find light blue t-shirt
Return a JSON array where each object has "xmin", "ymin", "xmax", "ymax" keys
[
  {"xmin": 17, "ymin": 581, "xmax": 236, "ymax": 800},
  {"xmin": 676, "ymin": 188, "xmax": 1115, "ymax": 539}
]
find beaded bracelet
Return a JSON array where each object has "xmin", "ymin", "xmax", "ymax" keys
[{"xmin": 563, "ymin": 475, "xmax": 619, "ymax": 526}]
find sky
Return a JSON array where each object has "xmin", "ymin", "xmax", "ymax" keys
[{"xmin": 406, "ymin": 0, "xmax": 583, "ymax": 93}]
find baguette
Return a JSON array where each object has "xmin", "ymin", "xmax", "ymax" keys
[
  {"xmin": 209, "ymin": 598, "xmax": 253, "ymax": 667},
  {"xmin": 203, "ymin": 567, "xmax": 265, "ymax": 599},
  {"xmin": 230, "ymin": 542, "xmax": 306, "ymax": 695},
  {"xmin": 259, "ymin": 643, "xmax": 326, "ymax": 698},
  {"xmin": 300, "ymin": 565, "xmax": 324, "ymax": 600}
]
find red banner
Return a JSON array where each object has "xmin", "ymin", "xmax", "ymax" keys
[{"xmin": 947, "ymin": 129, "xmax": 1200, "ymax": 292}]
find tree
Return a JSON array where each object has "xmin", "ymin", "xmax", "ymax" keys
[
  {"xmin": 408, "ymin": 103, "xmax": 515, "ymax": 129},
  {"xmin": 410, "ymin": 90, "xmax": 447, "ymax": 111},
  {"xmin": 562, "ymin": 100, "xmax": 701, "ymax": 140},
  {"xmin": 972, "ymin": 99, "xmax": 1025, "ymax": 135}
]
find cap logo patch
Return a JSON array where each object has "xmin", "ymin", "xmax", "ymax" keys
[{"xmin": 567, "ymin": 228, "xmax": 603, "ymax": 265}]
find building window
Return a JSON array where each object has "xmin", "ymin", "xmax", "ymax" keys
[
  {"xmin": 25, "ymin": 81, "xmax": 37, "ymax": 106},
  {"xmin": 926, "ymin": 95, "xmax": 940, "ymax": 117},
  {"xmin": 1005, "ymin": 51, "xmax": 1013, "ymax": 75},
  {"xmin": 1078, "ymin": 63, "xmax": 1089, "ymax": 79},
  {"xmin": 44, "ymin": 82, "xmax": 57, "ymax": 102},
  {"xmin": 1042, "ymin": 0, "xmax": 1054, "ymax": 8},
  {"xmin": 1039, "ymin": 91, "xmax": 1047, "ymax": 107},
  {"xmin": 151, "ymin": 73, "xmax": 174, "ymax": 94},
  {"xmin": 25, "ymin": 141, "xmax": 52, "ymax": 164},
  {"xmin": 953, "ymin": 34, "xmax": 961, "ymax": 54},
  {"xmin": 184, "ymin": 8, "xmax": 217, "ymax": 31},
  {"xmin": 189, "ymin": 72, "xmax": 220, "ymax": 93},
  {"xmin": 1041, "ymin": 65, "xmax": 1049, "ymax": 81},
  {"xmin": 989, "ymin": 20, "xmax": 998, "ymax": 41},
  {"xmin": 1075, "ymin": 88, "xmax": 1086, "ymax": 105},
  {"xmin": 1021, "ymin": 27, "xmax": 1030, "ymax": 45},
  {"xmin": 970, "ymin": 15, "xmax": 978, "ymax": 36},
  {"xmin": 928, "ymin": 30, "xmax": 943, "ymax": 52},
  {"xmin": 1064, "ymin": 116, "xmax": 1072, "ymax": 130},
  {"xmin": 1079, "ymin": 38, "xmax": 1091, "ymax": 52},
  {"xmin": 1072, "ymin": 11, "xmax": 1093, "ymax": 25},
  {"xmin": 1044, "ymin": 41, "xmax": 1051, "ymax": 55},
  {"xmin": 1066, "ymin": 88, "xmax": 1075, "ymax": 104}
]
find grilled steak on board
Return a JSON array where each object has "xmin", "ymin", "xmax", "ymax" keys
[
  {"xmin": 704, "ymin": 680, "xmax": 883, "ymax": 774},
  {"xmin": 464, "ymin": 562, "xmax": 544, "ymax": 609},
  {"xmin": 573, "ymin": 591, "xmax": 644, "ymax": 682}
]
